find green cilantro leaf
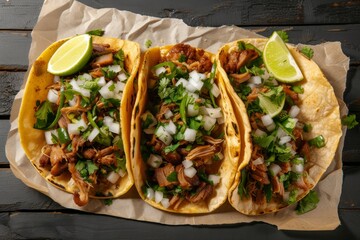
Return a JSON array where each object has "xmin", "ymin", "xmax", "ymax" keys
[
  {"xmin": 291, "ymin": 85, "xmax": 304, "ymax": 94},
  {"xmin": 86, "ymin": 29, "xmax": 105, "ymax": 36},
  {"xmin": 34, "ymin": 101, "xmax": 55, "ymax": 130},
  {"xmin": 178, "ymin": 54, "xmax": 187, "ymax": 63},
  {"xmin": 300, "ymin": 46, "xmax": 314, "ymax": 59},
  {"xmin": 164, "ymin": 143, "xmax": 180, "ymax": 154},
  {"xmin": 103, "ymin": 199, "xmax": 113, "ymax": 206},
  {"xmin": 308, "ymin": 135, "xmax": 326, "ymax": 148},
  {"xmin": 276, "ymin": 30, "xmax": 289, "ymax": 43},
  {"xmin": 238, "ymin": 169, "xmax": 248, "ymax": 199},
  {"xmin": 341, "ymin": 114, "xmax": 358, "ymax": 129},
  {"xmin": 287, "ymin": 189, "xmax": 298, "ymax": 204},
  {"xmin": 145, "ymin": 39, "xmax": 152, "ymax": 48},
  {"xmin": 108, "ymin": 83, "xmax": 116, "ymax": 91},
  {"xmin": 296, "ymin": 190, "xmax": 319, "ymax": 214},
  {"xmin": 166, "ymin": 172, "xmax": 178, "ymax": 182},
  {"xmin": 303, "ymin": 123, "xmax": 313, "ymax": 133}
]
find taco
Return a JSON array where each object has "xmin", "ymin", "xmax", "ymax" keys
[
  {"xmin": 18, "ymin": 35, "xmax": 140, "ymax": 206},
  {"xmin": 217, "ymin": 38, "xmax": 342, "ymax": 214},
  {"xmin": 131, "ymin": 43, "xmax": 240, "ymax": 213}
]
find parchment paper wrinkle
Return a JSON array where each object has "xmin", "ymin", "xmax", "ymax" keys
[{"xmin": 5, "ymin": 0, "xmax": 349, "ymax": 230}]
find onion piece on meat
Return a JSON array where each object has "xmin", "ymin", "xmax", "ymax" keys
[
  {"xmin": 211, "ymin": 83, "xmax": 220, "ymax": 97},
  {"xmin": 269, "ymin": 163, "xmax": 281, "ymax": 176},
  {"xmin": 45, "ymin": 130, "xmax": 58, "ymax": 145},
  {"xmin": 164, "ymin": 109, "xmax": 173, "ymax": 119},
  {"xmin": 184, "ymin": 167, "xmax": 197, "ymax": 178},
  {"xmin": 253, "ymin": 157, "xmax": 264, "ymax": 165},
  {"xmin": 147, "ymin": 154, "xmax": 163, "ymax": 168},
  {"xmin": 184, "ymin": 128, "xmax": 197, "ymax": 142},
  {"xmin": 261, "ymin": 114, "xmax": 273, "ymax": 127},
  {"xmin": 107, "ymin": 171, "xmax": 120, "ymax": 184},
  {"xmin": 289, "ymin": 105, "xmax": 300, "ymax": 118},
  {"xmin": 88, "ymin": 128, "xmax": 100, "ymax": 142},
  {"xmin": 209, "ymin": 174, "xmax": 220, "ymax": 185},
  {"xmin": 164, "ymin": 120, "xmax": 177, "ymax": 135},
  {"xmin": 155, "ymin": 191, "xmax": 164, "ymax": 203},
  {"xmin": 203, "ymin": 116, "xmax": 216, "ymax": 131},
  {"xmin": 187, "ymin": 104, "xmax": 199, "ymax": 117},
  {"xmin": 47, "ymin": 89, "xmax": 59, "ymax": 103},
  {"xmin": 155, "ymin": 67, "xmax": 166, "ymax": 76},
  {"xmin": 161, "ymin": 198, "xmax": 170, "ymax": 208},
  {"xmin": 155, "ymin": 126, "xmax": 173, "ymax": 145},
  {"xmin": 146, "ymin": 188, "xmax": 155, "ymax": 200},
  {"xmin": 182, "ymin": 159, "xmax": 193, "ymax": 169}
]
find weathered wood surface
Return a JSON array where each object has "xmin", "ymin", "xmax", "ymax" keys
[{"xmin": 1, "ymin": 0, "xmax": 360, "ymax": 30}]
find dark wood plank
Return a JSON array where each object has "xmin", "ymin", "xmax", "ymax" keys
[
  {"xmin": 1, "ymin": 0, "xmax": 360, "ymax": 30},
  {"xmin": 0, "ymin": 169, "xmax": 63, "ymax": 211},
  {"xmin": 0, "ymin": 72, "xmax": 24, "ymax": 116},
  {"xmin": 0, "ymin": 31, "xmax": 32, "ymax": 70},
  {"xmin": 0, "ymin": 120, "xmax": 11, "ymax": 165},
  {"xmin": 0, "ymin": 165, "xmax": 359, "ymax": 211},
  {"xmin": 1, "ymin": 210, "xmax": 358, "ymax": 240}
]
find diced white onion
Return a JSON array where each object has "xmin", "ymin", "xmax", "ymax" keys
[
  {"xmin": 189, "ymin": 71, "xmax": 204, "ymax": 90},
  {"xmin": 77, "ymin": 118, "xmax": 87, "ymax": 130},
  {"xmin": 146, "ymin": 188, "xmax": 155, "ymax": 200},
  {"xmin": 203, "ymin": 115, "xmax": 217, "ymax": 131},
  {"xmin": 53, "ymin": 75, "xmax": 60, "ymax": 82},
  {"xmin": 88, "ymin": 128, "xmax": 100, "ymax": 142},
  {"xmin": 161, "ymin": 198, "xmax": 170, "ymax": 208},
  {"xmin": 99, "ymin": 80, "xmax": 115, "ymax": 99},
  {"xmin": 215, "ymin": 152, "xmax": 224, "ymax": 160},
  {"xmin": 217, "ymin": 117, "xmax": 225, "ymax": 125},
  {"xmin": 199, "ymin": 106, "xmax": 207, "ymax": 115},
  {"xmin": 254, "ymin": 129, "xmax": 267, "ymax": 138},
  {"xmin": 97, "ymin": 76, "xmax": 106, "ymax": 87},
  {"xmin": 118, "ymin": 169, "xmax": 126, "ymax": 178},
  {"xmin": 67, "ymin": 123, "xmax": 80, "ymax": 135},
  {"xmin": 206, "ymin": 108, "xmax": 222, "ymax": 118},
  {"xmin": 155, "ymin": 126, "xmax": 173, "ymax": 145},
  {"xmin": 187, "ymin": 92, "xmax": 200, "ymax": 101},
  {"xmin": 68, "ymin": 97, "xmax": 77, "ymax": 107},
  {"xmin": 184, "ymin": 167, "xmax": 197, "ymax": 178},
  {"xmin": 184, "ymin": 128, "xmax": 197, "ymax": 142},
  {"xmin": 182, "ymin": 160, "xmax": 193, "ymax": 169},
  {"xmin": 195, "ymin": 115, "xmax": 203, "ymax": 121},
  {"xmin": 248, "ymin": 76, "xmax": 262, "ymax": 85},
  {"xmin": 289, "ymin": 105, "xmax": 300, "ymax": 118},
  {"xmin": 70, "ymin": 79, "xmax": 90, "ymax": 97},
  {"xmin": 47, "ymin": 89, "xmax": 58, "ymax": 103},
  {"xmin": 115, "ymin": 81, "xmax": 126, "ymax": 93},
  {"xmin": 247, "ymin": 83, "xmax": 256, "ymax": 89},
  {"xmin": 279, "ymin": 136, "xmax": 292, "ymax": 145},
  {"xmin": 147, "ymin": 154, "xmax": 163, "ymax": 168},
  {"xmin": 253, "ymin": 157, "xmax": 264, "ymax": 165},
  {"xmin": 108, "ymin": 122, "xmax": 120, "ymax": 134},
  {"xmin": 164, "ymin": 109, "xmax": 173, "ymax": 119},
  {"xmin": 197, "ymin": 73, "xmax": 206, "ymax": 80},
  {"xmin": 103, "ymin": 116, "xmax": 114, "ymax": 126},
  {"xmin": 108, "ymin": 65, "xmax": 121, "ymax": 73},
  {"xmin": 211, "ymin": 83, "xmax": 220, "ymax": 98},
  {"xmin": 79, "ymin": 73, "xmax": 92, "ymax": 81},
  {"xmin": 292, "ymin": 164, "xmax": 304, "ymax": 174},
  {"xmin": 269, "ymin": 163, "xmax": 282, "ymax": 176},
  {"xmin": 276, "ymin": 127, "xmax": 287, "ymax": 138},
  {"xmin": 208, "ymin": 174, "xmax": 220, "ymax": 185},
  {"xmin": 175, "ymin": 78, "xmax": 188, "ymax": 87},
  {"xmin": 187, "ymin": 104, "xmax": 199, "ymax": 117},
  {"xmin": 155, "ymin": 67, "xmax": 166, "ymax": 76},
  {"xmin": 144, "ymin": 128, "xmax": 156, "ymax": 134},
  {"xmin": 185, "ymin": 81, "xmax": 198, "ymax": 93},
  {"xmin": 44, "ymin": 130, "xmax": 58, "ymax": 145},
  {"xmin": 117, "ymin": 72, "xmax": 127, "ymax": 82},
  {"xmin": 155, "ymin": 191, "xmax": 163, "ymax": 203},
  {"xmin": 106, "ymin": 171, "xmax": 120, "ymax": 184},
  {"xmin": 164, "ymin": 120, "xmax": 176, "ymax": 135},
  {"xmin": 261, "ymin": 114, "xmax": 273, "ymax": 127},
  {"xmin": 266, "ymin": 122, "xmax": 276, "ymax": 132}
]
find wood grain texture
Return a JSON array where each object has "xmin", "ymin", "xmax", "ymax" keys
[
  {"xmin": 0, "ymin": 210, "xmax": 358, "ymax": 240},
  {"xmin": 0, "ymin": 120, "xmax": 11, "ymax": 165},
  {"xmin": 1, "ymin": 0, "xmax": 359, "ymax": 29},
  {"xmin": 0, "ymin": 72, "xmax": 24, "ymax": 116}
]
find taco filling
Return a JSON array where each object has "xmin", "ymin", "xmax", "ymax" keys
[
  {"xmin": 140, "ymin": 44, "xmax": 226, "ymax": 210},
  {"xmin": 222, "ymin": 41, "xmax": 326, "ymax": 208},
  {"xmin": 33, "ymin": 40, "xmax": 132, "ymax": 206}
]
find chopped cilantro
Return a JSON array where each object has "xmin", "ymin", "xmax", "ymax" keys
[
  {"xmin": 164, "ymin": 143, "xmax": 180, "ymax": 154},
  {"xmin": 308, "ymin": 135, "xmax": 325, "ymax": 148},
  {"xmin": 189, "ymin": 118, "xmax": 203, "ymax": 130},
  {"xmin": 102, "ymin": 67, "xmax": 117, "ymax": 79},
  {"xmin": 103, "ymin": 199, "xmax": 113, "ymax": 206},
  {"xmin": 108, "ymin": 83, "xmax": 116, "ymax": 91},
  {"xmin": 276, "ymin": 30, "xmax": 289, "ymax": 43},
  {"xmin": 75, "ymin": 160, "xmax": 99, "ymax": 181},
  {"xmin": 300, "ymin": 46, "xmax": 314, "ymax": 59},
  {"xmin": 291, "ymin": 85, "xmax": 304, "ymax": 94},
  {"xmin": 263, "ymin": 184, "xmax": 272, "ymax": 203},
  {"xmin": 145, "ymin": 39, "xmax": 152, "ymax": 48},
  {"xmin": 86, "ymin": 29, "xmax": 105, "ymax": 36},
  {"xmin": 287, "ymin": 189, "xmax": 298, "ymax": 204},
  {"xmin": 166, "ymin": 172, "xmax": 178, "ymax": 182},
  {"xmin": 341, "ymin": 114, "xmax": 358, "ymax": 129},
  {"xmin": 34, "ymin": 100, "xmax": 55, "ymax": 129},
  {"xmin": 303, "ymin": 123, "xmax": 313, "ymax": 133},
  {"xmin": 296, "ymin": 190, "xmax": 319, "ymax": 214},
  {"xmin": 238, "ymin": 169, "xmax": 248, "ymax": 199},
  {"xmin": 247, "ymin": 65, "xmax": 265, "ymax": 76},
  {"xmin": 238, "ymin": 41, "xmax": 246, "ymax": 51},
  {"xmin": 178, "ymin": 54, "xmax": 187, "ymax": 63},
  {"xmin": 253, "ymin": 133, "xmax": 275, "ymax": 149},
  {"xmin": 114, "ymin": 49, "xmax": 126, "ymax": 69},
  {"xmin": 158, "ymin": 78, "xmax": 173, "ymax": 99}
]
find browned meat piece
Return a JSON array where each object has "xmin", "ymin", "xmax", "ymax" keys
[
  {"xmin": 203, "ymin": 136, "xmax": 224, "ymax": 145},
  {"xmin": 156, "ymin": 103, "xmax": 176, "ymax": 121},
  {"xmin": 96, "ymin": 146, "xmax": 115, "ymax": 159},
  {"xmin": 230, "ymin": 72, "xmax": 251, "ymax": 85},
  {"xmin": 255, "ymin": 188, "xmax": 266, "ymax": 205},
  {"xmin": 165, "ymin": 43, "xmax": 196, "ymax": 63},
  {"xmin": 92, "ymin": 43, "xmax": 111, "ymax": 55},
  {"xmin": 279, "ymin": 162, "xmax": 291, "ymax": 173},
  {"xmin": 91, "ymin": 53, "xmax": 113, "ymax": 68},
  {"xmin": 223, "ymin": 49, "xmax": 259, "ymax": 74},
  {"xmin": 58, "ymin": 116, "xmax": 69, "ymax": 129},
  {"xmin": 83, "ymin": 148, "xmax": 96, "ymax": 159},
  {"xmin": 39, "ymin": 145, "xmax": 52, "ymax": 167},
  {"xmin": 197, "ymin": 54, "xmax": 213, "ymax": 73},
  {"xmin": 295, "ymin": 175, "xmax": 309, "ymax": 190},
  {"xmin": 282, "ymin": 84, "xmax": 299, "ymax": 104},
  {"xmin": 98, "ymin": 154, "xmax": 117, "ymax": 166},
  {"xmin": 50, "ymin": 145, "xmax": 65, "ymax": 166},
  {"xmin": 185, "ymin": 145, "xmax": 218, "ymax": 161},
  {"xmin": 90, "ymin": 67, "xmax": 104, "ymax": 78},
  {"xmin": 177, "ymin": 147, "xmax": 190, "ymax": 156},
  {"xmin": 169, "ymin": 194, "xmax": 184, "ymax": 210},
  {"xmin": 300, "ymin": 142, "xmax": 310, "ymax": 162},
  {"xmin": 68, "ymin": 162, "xmax": 91, "ymax": 206},
  {"xmin": 271, "ymin": 176, "xmax": 284, "ymax": 196},
  {"xmin": 251, "ymin": 169, "xmax": 270, "ymax": 185},
  {"xmin": 187, "ymin": 182, "xmax": 213, "ymax": 203},
  {"xmin": 161, "ymin": 151, "xmax": 182, "ymax": 165},
  {"xmin": 50, "ymin": 161, "xmax": 68, "ymax": 176},
  {"xmin": 155, "ymin": 164, "xmax": 177, "ymax": 187},
  {"xmin": 224, "ymin": 51, "xmax": 240, "ymax": 74},
  {"xmin": 71, "ymin": 135, "xmax": 86, "ymax": 154},
  {"xmin": 175, "ymin": 164, "xmax": 199, "ymax": 189}
]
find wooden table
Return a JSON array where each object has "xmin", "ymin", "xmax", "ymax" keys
[{"xmin": 1, "ymin": 0, "xmax": 359, "ymax": 239}]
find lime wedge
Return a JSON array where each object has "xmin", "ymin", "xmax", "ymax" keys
[
  {"xmin": 258, "ymin": 94, "xmax": 285, "ymax": 117},
  {"xmin": 263, "ymin": 32, "xmax": 304, "ymax": 83},
  {"xmin": 47, "ymin": 34, "xmax": 93, "ymax": 76}
]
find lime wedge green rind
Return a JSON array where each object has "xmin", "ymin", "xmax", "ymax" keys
[
  {"xmin": 47, "ymin": 34, "xmax": 93, "ymax": 76},
  {"xmin": 258, "ymin": 94, "xmax": 285, "ymax": 118},
  {"xmin": 263, "ymin": 32, "xmax": 304, "ymax": 83}
]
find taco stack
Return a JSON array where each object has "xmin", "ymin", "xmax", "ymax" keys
[
  {"xmin": 216, "ymin": 38, "xmax": 342, "ymax": 214},
  {"xmin": 18, "ymin": 35, "xmax": 140, "ymax": 206},
  {"xmin": 131, "ymin": 43, "xmax": 241, "ymax": 213}
]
